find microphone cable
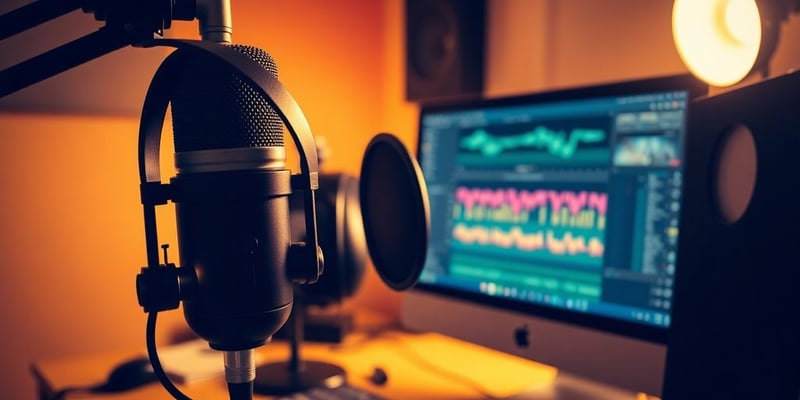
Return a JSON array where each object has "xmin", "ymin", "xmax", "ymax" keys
[
  {"xmin": 146, "ymin": 312, "xmax": 193, "ymax": 400},
  {"xmin": 147, "ymin": 312, "xmax": 256, "ymax": 400}
]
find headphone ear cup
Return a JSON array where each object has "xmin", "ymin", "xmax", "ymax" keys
[{"xmin": 291, "ymin": 173, "xmax": 368, "ymax": 305}]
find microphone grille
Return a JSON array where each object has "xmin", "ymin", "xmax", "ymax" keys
[{"xmin": 170, "ymin": 44, "xmax": 284, "ymax": 152}]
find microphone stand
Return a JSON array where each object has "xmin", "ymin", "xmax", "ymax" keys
[
  {"xmin": 0, "ymin": 27, "xmax": 134, "ymax": 98},
  {"xmin": 0, "ymin": 0, "xmax": 194, "ymax": 98},
  {"xmin": 253, "ymin": 288, "xmax": 346, "ymax": 395},
  {"xmin": 0, "ymin": 0, "xmax": 81, "ymax": 40}
]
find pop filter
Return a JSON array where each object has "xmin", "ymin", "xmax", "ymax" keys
[
  {"xmin": 253, "ymin": 134, "xmax": 429, "ymax": 396},
  {"xmin": 359, "ymin": 133, "xmax": 430, "ymax": 291}
]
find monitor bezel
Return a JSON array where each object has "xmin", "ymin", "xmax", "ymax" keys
[{"xmin": 411, "ymin": 73, "xmax": 708, "ymax": 346}]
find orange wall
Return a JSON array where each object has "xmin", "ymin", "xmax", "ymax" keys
[
  {"xmin": 0, "ymin": 114, "xmax": 155, "ymax": 397},
  {"xmin": 486, "ymin": 0, "xmax": 687, "ymax": 95},
  {"xmin": 488, "ymin": 0, "xmax": 800, "ymax": 94}
]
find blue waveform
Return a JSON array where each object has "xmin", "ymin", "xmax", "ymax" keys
[{"xmin": 460, "ymin": 127, "xmax": 606, "ymax": 158}]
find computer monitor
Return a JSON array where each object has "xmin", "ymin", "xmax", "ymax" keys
[{"xmin": 401, "ymin": 74, "xmax": 707, "ymax": 397}]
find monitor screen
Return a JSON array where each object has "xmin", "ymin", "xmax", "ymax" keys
[{"xmin": 402, "ymin": 74, "xmax": 707, "ymax": 397}]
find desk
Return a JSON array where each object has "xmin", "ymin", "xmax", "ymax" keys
[{"xmin": 32, "ymin": 319, "xmax": 653, "ymax": 399}]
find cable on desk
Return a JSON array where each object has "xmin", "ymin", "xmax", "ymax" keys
[
  {"xmin": 147, "ymin": 313, "xmax": 257, "ymax": 400},
  {"xmin": 330, "ymin": 330, "xmax": 501, "ymax": 400}
]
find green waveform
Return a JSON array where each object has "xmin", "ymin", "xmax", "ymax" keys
[{"xmin": 460, "ymin": 127, "xmax": 606, "ymax": 159}]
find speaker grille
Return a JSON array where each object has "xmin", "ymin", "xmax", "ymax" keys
[
  {"xmin": 170, "ymin": 44, "xmax": 284, "ymax": 152},
  {"xmin": 405, "ymin": 0, "xmax": 485, "ymax": 102}
]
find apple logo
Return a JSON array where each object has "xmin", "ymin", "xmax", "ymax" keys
[{"xmin": 514, "ymin": 324, "xmax": 530, "ymax": 348}]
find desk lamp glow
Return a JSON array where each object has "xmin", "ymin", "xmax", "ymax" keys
[{"xmin": 672, "ymin": 0, "xmax": 799, "ymax": 86}]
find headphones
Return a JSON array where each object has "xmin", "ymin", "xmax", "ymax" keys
[{"xmin": 290, "ymin": 171, "xmax": 368, "ymax": 306}]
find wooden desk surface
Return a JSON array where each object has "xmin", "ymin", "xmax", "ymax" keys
[{"xmin": 32, "ymin": 315, "xmax": 655, "ymax": 399}]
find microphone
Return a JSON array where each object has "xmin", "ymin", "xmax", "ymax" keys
[
  {"xmin": 136, "ymin": 42, "xmax": 323, "ymax": 398},
  {"xmin": 132, "ymin": 8, "xmax": 425, "ymax": 400},
  {"xmin": 169, "ymin": 43, "xmax": 292, "ymax": 347}
]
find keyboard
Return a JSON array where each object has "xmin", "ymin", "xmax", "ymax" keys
[{"xmin": 276, "ymin": 384, "xmax": 385, "ymax": 400}]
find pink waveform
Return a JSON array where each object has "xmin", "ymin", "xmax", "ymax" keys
[
  {"xmin": 452, "ymin": 224, "xmax": 604, "ymax": 257},
  {"xmin": 454, "ymin": 187, "xmax": 607, "ymax": 216}
]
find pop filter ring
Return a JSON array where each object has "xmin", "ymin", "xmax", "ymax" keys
[{"xmin": 359, "ymin": 133, "xmax": 430, "ymax": 291}]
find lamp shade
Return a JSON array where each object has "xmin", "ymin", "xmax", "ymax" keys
[{"xmin": 673, "ymin": 0, "xmax": 762, "ymax": 86}]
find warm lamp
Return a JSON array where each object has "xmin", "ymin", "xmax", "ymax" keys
[{"xmin": 672, "ymin": 0, "xmax": 799, "ymax": 87}]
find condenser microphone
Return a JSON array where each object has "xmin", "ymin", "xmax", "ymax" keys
[
  {"xmin": 169, "ymin": 43, "xmax": 292, "ymax": 341},
  {"xmin": 158, "ymin": 43, "xmax": 315, "ymax": 397},
  {"xmin": 133, "ymin": 9, "xmax": 426, "ymax": 400}
]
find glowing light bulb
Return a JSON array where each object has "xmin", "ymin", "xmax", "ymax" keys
[{"xmin": 672, "ymin": 0, "xmax": 762, "ymax": 86}]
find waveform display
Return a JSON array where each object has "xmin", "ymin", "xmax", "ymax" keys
[
  {"xmin": 455, "ymin": 187, "xmax": 607, "ymax": 226},
  {"xmin": 454, "ymin": 203, "xmax": 529, "ymax": 224},
  {"xmin": 449, "ymin": 185, "xmax": 607, "ymax": 268},
  {"xmin": 454, "ymin": 203, "xmax": 605, "ymax": 229},
  {"xmin": 452, "ymin": 224, "xmax": 604, "ymax": 257},
  {"xmin": 460, "ymin": 126, "xmax": 607, "ymax": 159}
]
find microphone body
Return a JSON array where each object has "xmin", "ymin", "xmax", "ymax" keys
[
  {"xmin": 173, "ymin": 166, "xmax": 293, "ymax": 350},
  {"xmin": 168, "ymin": 43, "xmax": 294, "ymax": 351}
]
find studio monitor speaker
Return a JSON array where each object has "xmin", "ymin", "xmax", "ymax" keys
[
  {"xmin": 662, "ymin": 71, "xmax": 800, "ymax": 400},
  {"xmin": 405, "ymin": 0, "xmax": 485, "ymax": 103}
]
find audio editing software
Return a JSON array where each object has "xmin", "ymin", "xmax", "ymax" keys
[{"xmin": 418, "ymin": 90, "xmax": 690, "ymax": 328}]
